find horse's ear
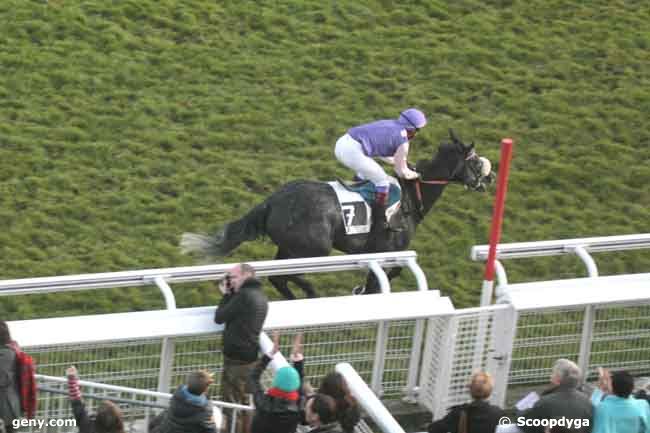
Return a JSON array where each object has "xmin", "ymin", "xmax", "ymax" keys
[
  {"xmin": 468, "ymin": 141, "xmax": 475, "ymax": 150},
  {"xmin": 449, "ymin": 128, "xmax": 460, "ymax": 144}
]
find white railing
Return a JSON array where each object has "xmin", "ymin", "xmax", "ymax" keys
[
  {"xmin": 471, "ymin": 233, "xmax": 650, "ymax": 293},
  {"xmin": 5, "ymin": 240, "xmax": 650, "ymax": 428},
  {"xmin": 504, "ymin": 272, "xmax": 650, "ymax": 382},
  {"xmin": 3, "ymin": 251, "xmax": 429, "ymax": 396},
  {"xmin": 0, "ymin": 251, "xmax": 428, "ymax": 298},
  {"xmin": 337, "ymin": 363, "xmax": 406, "ymax": 433},
  {"xmin": 11, "ymin": 290, "xmax": 451, "ymax": 402},
  {"xmin": 33, "ymin": 374, "xmax": 252, "ymax": 433}
]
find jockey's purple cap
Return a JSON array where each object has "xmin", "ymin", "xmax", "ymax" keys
[{"xmin": 399, "ymin": 108, "xmax": 427, "ymax": 129}]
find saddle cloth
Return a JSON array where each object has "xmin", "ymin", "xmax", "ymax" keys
[{"xmin": 327, "ymin": 181, "xmax": 401, "ymax": 235}]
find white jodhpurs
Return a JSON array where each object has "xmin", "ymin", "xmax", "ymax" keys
[{"xmin": 334, "ymin": 134, "xmax": 395, "ymax": 188}]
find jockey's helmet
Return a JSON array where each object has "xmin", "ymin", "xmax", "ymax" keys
[{"xmin": 399, "ymin": 108, "xmax": 427, "ymax": 130}]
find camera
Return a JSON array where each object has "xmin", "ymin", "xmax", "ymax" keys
[{"xmin": 220, "ymin": 274, "xmax": 233, "ymax": 294}]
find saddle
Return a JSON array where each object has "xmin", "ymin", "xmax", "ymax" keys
[{"xmin": 335, "ymin": 179, "xmax": 401, "ymax": 208}]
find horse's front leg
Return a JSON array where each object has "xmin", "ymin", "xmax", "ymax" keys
[
  {"xmin": 361, "ymin": 267, "xmax": 403, "ymax": 294},
  {"xmin": 269, "ymin": 275, "xmax": 296, "ymax": 300}
]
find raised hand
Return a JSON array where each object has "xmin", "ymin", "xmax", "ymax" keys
[
  {"xmin": 290, "ymin": 333, "xmax": 304, "ymax": 362},
  {"xmin": 66, "ymin": 365, "xmax": 78, "ymax": 378}
]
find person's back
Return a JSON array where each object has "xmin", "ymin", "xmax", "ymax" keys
[
  {"xmin": 592, "ymin": 370, "xmax": 650, "ymax": 433},
  {"xmin": 249, "ymin": 354, "xmax": 301, "ymax": 433},
  {"xmin": 158, "ymin": 371, "xmax": 217, "ymax": 433},
  {"xmin": 318, "ymin": 372, "xmax": 360, "ymax": 433},
  {"xmin": 0, "ymin": 322, "xmax": 21, "ymax": 433},
  {"xmin": 519, "ymin": 360, "xmax": 592, "ymax": 433},
  {"xmin": 158, "ymin": 387, "xmax": 217, "ymax": 433},
  {"xmin": 429, "ymin": 372, "xmax": 503, "ymax": 433}
]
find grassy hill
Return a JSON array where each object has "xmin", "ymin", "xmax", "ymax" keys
[{"xmin": 1, "ymin": 0, "xmax": 649, "ymax": 319}]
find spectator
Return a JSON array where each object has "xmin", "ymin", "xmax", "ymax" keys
[
  {"xmin": 249, "ymin": 333, "xmax": 302, "ymax": 433},
  {"xmin": 518, "ymin": 359, "xmax": 592, "ymax": 433},
  {"xmin": 428, "ymin": 371, "xmax": 504, "ymax": 433},
  {"xmin": 305, "ymin": 394, "xmax": 343, "ymax": 433},
  {"xmin": 214, "ymin": 263, "xmax": 269, "ymax": 433},
  {"xmin": 591, "ymin": 369, "xmax": 650, "ymax": 433},
  {"xmin": 318, "ymin": 372, "xmax": 361, "ymax": 433},
  {"xmin": 152, "ymin": 370, "xmax": 218, "ymax": 433},
  {"xmin": 66, "ymin": 366, "xmax": 125, "ymax": 433},
  {"xmin": 0, "ymin": 321, "xmax": 20, "ymax": 433}
]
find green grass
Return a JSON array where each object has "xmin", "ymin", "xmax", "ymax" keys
[{"xmin": 1, "ymin": 0, "xmax": 649, "ymax": 319}]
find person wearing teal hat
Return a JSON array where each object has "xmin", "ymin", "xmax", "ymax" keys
[{"xmin": 248, "ymin": 334, "xmax": 304, "ymax": 433}]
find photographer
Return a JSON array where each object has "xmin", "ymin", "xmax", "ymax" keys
[{"xmin": 214, "ymin": 263, "xmax": 268, "ymax": 433}]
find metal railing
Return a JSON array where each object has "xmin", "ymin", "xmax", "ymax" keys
[
  {"xmin": 3, "ymin": 251, "xmax": 429, "ymax": 395},
  {"xmin": 5, "ymin": 240, "xmax": 650, "ymax": 428},
  {"xmin": 0, "ymin": 251, "xmax": 429, "ymax": 298},
  {"xmin": 470, "ymin": 233, "xmax": 650, "ymax": 296},
  {"xmin": 30, "ymin": 374, "xmax": 253, "ymax": 433},
  {"xmin": 11, "ymin": 290, "xmax": 451, "ymax": 414}
]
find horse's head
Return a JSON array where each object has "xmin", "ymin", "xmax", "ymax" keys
[{"xmin": 422, "ymin": 129, "xmax": 493, "ymax": 191}]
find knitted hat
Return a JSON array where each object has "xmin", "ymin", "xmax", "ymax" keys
[{"xmin": 272, "ymin": 366, "xmax": 300, "ymax": 392}]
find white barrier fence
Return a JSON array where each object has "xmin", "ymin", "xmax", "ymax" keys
[
  {"xmin": 2, "ymin": 251, "xmax": 429, "ymax": 396},
  {"xmin": 4, "ymin": 236, "xmax": 650, "ymax": 429},
  {"xmin": 471, "ymin": 233, "xmax": 650, "ymax": 299},
  {"xmin": 14, "ymin": 273, "xmax": 650, "ymax": 422},
  {"xmin": 11, "ymin": 290, "xmax": 449, "ymax": 433}
]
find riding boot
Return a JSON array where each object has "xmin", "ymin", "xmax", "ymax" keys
[{"xmin": 365, "ymin": 202, "xmax": 389, "ymax": 252}]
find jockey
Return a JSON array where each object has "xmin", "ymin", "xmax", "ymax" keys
[{"xmin": 334, "ymin": 108, "xmax": 427, "ymax": 234}]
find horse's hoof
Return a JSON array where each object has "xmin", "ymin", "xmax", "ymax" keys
[{"xmin": 352, "ymin": 285, "xmax": 366, "ymax": 295}]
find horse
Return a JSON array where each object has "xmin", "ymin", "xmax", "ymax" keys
[{"xmin": 181, "ymin": 130, "xmax": 493, "ymax": 299}]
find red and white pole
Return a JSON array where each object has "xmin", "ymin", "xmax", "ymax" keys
[{"xmin": 480, "ymin": 138, "xmax": 514, "ymax": 306}]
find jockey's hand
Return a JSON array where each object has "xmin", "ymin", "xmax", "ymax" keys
[{"xmin": 402, "ymin": 169, "xmax": 420, "ymax": 180}]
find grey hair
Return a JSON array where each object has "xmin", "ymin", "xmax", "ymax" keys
[{"xmin": 552, "ymin": 359, "xmax": 581, "ymax": 387}]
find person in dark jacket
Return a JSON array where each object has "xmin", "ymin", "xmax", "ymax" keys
[
  {"xmin": 66, "ymin": 366, "xmax": 125, "ymax": 433},
  {"xmin": 248, "ymin": 334, "xmax": 302, "ymax": 433},
  {"xmin": 153, "ymin": 370, "xmax": 217, "ymax": 433},
  {"xmin": 305, "ymin": 393, "xmax": 343, "ymax": 433},
  {"xmin": 428, "ymin": 371, "xmax": 503, "ymax": 433},
  {"xmin": 0, "ymin": 321, "xmax": 21, "ymax": 433},
  {"xmin": 214, "ymin": 263, "xmax": 269, "ymax": 433},
  {"xmin": 518, "ymin": 359, "xmax": 593, "ymax": 433}
]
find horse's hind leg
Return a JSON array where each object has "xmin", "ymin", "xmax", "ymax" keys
[
  {"xmin": 268, "ymin": 249, "xmax": 297, "ymax": 300},
  {"xmin": 287, "ymin": 275, "xmax": 317, "ymax": 298}
]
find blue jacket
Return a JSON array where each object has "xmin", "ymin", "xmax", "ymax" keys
[{"xmin": 592, "ymin": 389, "xmax": 650, "ymax": 433}]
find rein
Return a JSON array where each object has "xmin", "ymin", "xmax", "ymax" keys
[
  {"xmin": 414, "ymin": 178, "xmax": 448, "ymax": 213},
  {"xmin": 412, "ymin": 150, "xmax": 477, "ymax": 214}
]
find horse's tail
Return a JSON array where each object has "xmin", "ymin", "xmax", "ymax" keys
[{"xmin": 181, "ymin": 201, "xmax": 270, "ymax": 258}]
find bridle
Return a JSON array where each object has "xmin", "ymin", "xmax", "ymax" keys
[{"xmin": 412, "ymin": 149, "xmax": 480, "ymax": 213}]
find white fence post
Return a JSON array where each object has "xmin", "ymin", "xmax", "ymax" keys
[
  {"xmin": 337, "ymin": 363, "xmax": 406, "ymax": 433},
  {"xmin": 486, "ymin": 305, "xmax": 518, "ymax": 407},
  {"xmin": 370, "ymin": 261, "xmax": 391, "ymax": 395},
  {"xmin": 154, "ymin": 276, "xmax": 176, "ymax": 395},
  {"xmin": 577, "ymin": 304, "xmax": 596, "ymax": 378},
  {"xmin": 418, "ymin": 314, "xmax": 457, "ymax": 419}
]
